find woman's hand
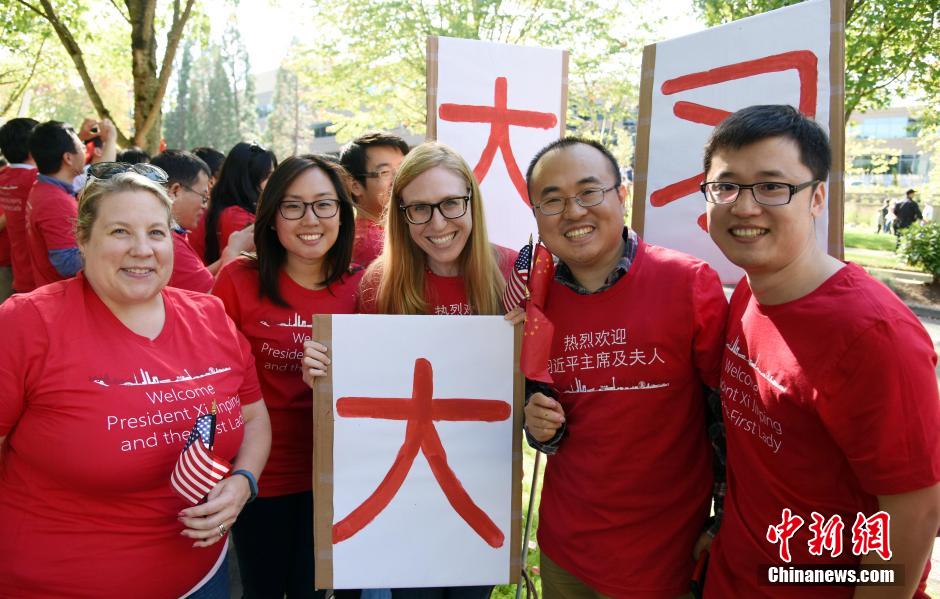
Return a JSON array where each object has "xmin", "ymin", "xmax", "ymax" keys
[
  {"xmin": 504, "ymin": 305, "xmax": 526, "ymax": 326},
  {"xmin": 178, "ymin": 475, "xmax": 251, "ymax": 548},
  {"xmin": 302, "ymin": 339, "xmax": 331, "ymax": 389}
]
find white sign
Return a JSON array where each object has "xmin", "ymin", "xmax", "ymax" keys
[
  {"xmin": 429, "ymin": 36, "xmax": 568, "ymax": 252},
  {"xmin": 635, "ymin": 0, "xmax": 843, "ymax": 283},
  {"xmin": 316, "ymin": 315, "xmax": 520, "ymax": 589}
]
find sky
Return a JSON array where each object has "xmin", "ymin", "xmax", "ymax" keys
[{"xmin": 206, "ymin": 0, "xmax": 705, "ymax": 77}]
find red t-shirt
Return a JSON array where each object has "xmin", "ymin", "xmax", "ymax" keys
[
  {"xmin": 705, "ymin": 264, "xmax": 940, "ymax": 599},
  {"xmin": 25, "ymin": 179, "xmax": 78, "ymax": 287},
  {"xmin": 0, "ymin": 275, "xmax": 262, "ymax": 598},
  {"xmin": 358, "ymin": 245, "xmax": 517, "ymax": 315},
  {"xmin": 189, "ymin": 211, "xmax": 208, "ymax": 264},
  {"xmin": 170, "ymin": 229, "xmax": 214, "ymax": 293},
  {"xmin": 0, "ymin": 165, "xmax": 39, "ymax": 292},
  {"xmin": 213, "ymin": 257, "xmax": 363, "ymax": 496},
  {"xmin": 537, "ymin": 240, "xmax": 728, "ymax": 598},
  {"xmin": 0, "ymin": 204, "xmax": 9, "ymax": 267},
  {"xmin": 219, "ymin": 205, "xmax": 254, "ymax": 256},
  {"xmin": 352, "ymin": 217, "xmax": 384, "ymax": 267}
]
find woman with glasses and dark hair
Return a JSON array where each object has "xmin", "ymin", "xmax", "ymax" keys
[
  {"xmin": 0, "ymin": 168, "xmax": 272, "ymax": 598},
  {"xmin": 301, "ymin": 142, "xmax": 521, "ymax": 599},
  {"xmin": 192, "ymin": 142, "xmax": 277, "ymax": 265},
  {"xmin": 212, "ymin": 154, "xmax": 363, "ymax": 599}
]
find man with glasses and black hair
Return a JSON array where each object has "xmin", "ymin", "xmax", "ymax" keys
[
  {"xmin": 24, "ymin": 121, "xmax": 87, "ymax": 287},
  {"xmin": 701, "ymin": 105, "xmax": 939, "ymax": 598},
  {"xmin": 522, "ymin": 137, "xmax": 728, "ymax": 598},
  {"xmin": 151, "ymin": 150, "xmax": 254, "ymax": 292},
  {"xmin": 339, "ymin": 131, "xmax": 409, "ymax": 266}
]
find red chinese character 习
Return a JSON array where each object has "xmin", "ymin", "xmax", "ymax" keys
[
  {"xmin": 439, "ymin": 77, "xmax": 558, "ymax": 206},
  {"xmin": 766, "ymin": 508, "xmax": 805, "ymax": 562},
  {"xmin": 851, "ymin": 511, "xmax": 892, "ymax": 560},
  {"xmin": 807, "ymin": 512, "xmax": 845, "ymax": 558},
  {"xmin": 653, "ymin": 50, "xmax": 819, "ymax": 231},
  {"xmin": 332, "ymin": 358, "xmax": 511, "ymax": 547}
]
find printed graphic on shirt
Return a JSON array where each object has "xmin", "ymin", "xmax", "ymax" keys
[
  {"xmin": 94, "ymin": 363, "xmax": 244, "ymax": 454},
  {"xmin": 720, "ymin": 335, "xmax": 785, "ymax": 454},
  {"xmin": 433, "ymin": 303, "xmax": 472, "ymax": 315},
  {"xmin": 550, "ymin": 327, "xmax": 670, "ymax": 393}
]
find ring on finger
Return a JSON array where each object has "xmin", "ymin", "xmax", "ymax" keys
[{"xmin": 218, "ymin": 523, "xmax": 226, "ymax": 537}]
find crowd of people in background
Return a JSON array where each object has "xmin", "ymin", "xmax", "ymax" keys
[{"xmin": 0, "ymin": 107, "xmax": 937, "ymax": 599}]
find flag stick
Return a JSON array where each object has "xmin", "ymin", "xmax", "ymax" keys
[{"xmin": 516, "ymin": 450, "xmax": 543, "ymax": 599}]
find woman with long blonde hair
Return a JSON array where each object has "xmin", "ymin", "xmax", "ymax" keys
[
  {"xmin": 302, "ymin": 142, "xmax": 522, "ymax": 599},
  {"xmin": 358, "ymin": 141, "xmax": 513, "ymax": 316}
]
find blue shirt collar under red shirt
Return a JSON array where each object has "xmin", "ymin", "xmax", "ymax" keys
[{"xmin": 36, "ymin": 173, "xmax": 76, "ymax": 196}]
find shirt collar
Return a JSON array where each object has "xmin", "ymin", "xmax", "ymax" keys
[
  {"xmin": 555, "ymin": 227, "xmax": 638, "ymax": 295},
  {"xmin": 37, "ymin": 174, "xmax": 76, "ymax": 196}
]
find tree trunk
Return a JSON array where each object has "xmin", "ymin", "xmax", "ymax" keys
[{"xmin": 127, "ymin": 0, "xmax": 161, "ymax": 153}]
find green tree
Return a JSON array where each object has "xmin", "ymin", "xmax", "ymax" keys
[
  {"xmin": 3, "ymin": 0, "xmax": 198, "ymax": 152},
  {"xmin": 164, "ymin": 39, "xmax": 193, "ymax": 149},
  {"xmin": 264, "ymin": 65, "xmax": 308, "ymax": 158},
  {"xmin": 693, "ymin": 0, "xmax": 940, "ymax": 122},
  {"xmin": 295, "ymin": 0, "xmax": 660, "ymax": 145}
]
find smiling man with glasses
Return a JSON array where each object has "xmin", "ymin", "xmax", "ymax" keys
[
  {"xmin": 151, "ymin": 150, "xmax": 254, "ymax": 292},
  {"xmin": 339, "ymin": 131, "xmax": 410, "ymax": 266},
  {"xmin": 702, "ymin": 105, "xmax": 940, "ymax": 599},
  {"xmin": 522, "ymin": 137, "xmax": 728, "ymax": 598}
]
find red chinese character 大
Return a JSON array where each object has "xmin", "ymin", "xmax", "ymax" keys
[
  {"xmin": 766, "ymin": 508, "xmax": 805, "ymax": 563},
  {"xmin": 807, "ymin": 512, "xmax": 845, "ymax": 558},
  {"xmin": 439, "ymin": 77, "xmax": 558, "ymax": 207},
  {"xmin": 653, "ymin": 50, "xmax": 819, "ymax": 231},
  {"xmin": 332, "ymin": 358, "xmax": 511, "ymax": 547},
  {"xmin": 851, "ymin": 511, "xmax": 892, "ymax": 560}
]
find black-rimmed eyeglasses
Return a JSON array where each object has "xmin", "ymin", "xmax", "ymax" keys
[
  {"xmin": 400, "ymin": 195, "xmax": 470, "ymax": 225},
  {"xmin": 363, "ymin": 167, "xmax": 396, "ymax": 180},
  {"xmin": 87, "ymin": 162, "xmax": 169, "ymax": 185},
  {"xmin": 278, "ymin": 199, "xmax": 341, "ymax": 220},
  {"xmin": 532, "ymin": 185, "xmax": 617, "ymax": 216},
  {"xmin": 701, "ymin": 180, "xmax": 819, "ymax": 206}
]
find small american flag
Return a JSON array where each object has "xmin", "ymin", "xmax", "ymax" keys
[
  {"xmin": 501, "ymin": 241, "xmax": 532, "ymax": 312},
  {"xmin": 170, "ymin": 409, "xmax": 232, "ymax": 505}
]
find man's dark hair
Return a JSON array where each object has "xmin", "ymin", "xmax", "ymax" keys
[
  {"xmin": 117, "ymin": 147, "xmax": 151, "ymax": 164},
  {"xmin": 906, "ymin": 189, "xmax": 916, "ymax": 197},
  {"xmin": 0, "ymin": 118, "xmax": 39, "ymax": 164},
  {"xmin": 703, "ymin": 105, "xmax": 831, "ymax": 181},
  {"xmin": 525, "ymin": 137, "xmax": 623, "ymax": 198},
  {"xmin": 151, "ymin": 150, "xmax": 210, "ymax": 187},
  {"xmin": 192, "ymin": 146, "xmax": 225, "ymax": 178},
  {"xmin": 339, "ymin": 132, "xmax": 409, "ymax": 185},
  {"xmin": 28, "ymin": 121, "xmax": 78, "ymax": 175}
]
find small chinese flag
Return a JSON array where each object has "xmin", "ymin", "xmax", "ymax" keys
[
  {"xmin": 520, "ymin": 242, "xmax": 555, "ymax": 384},
  {"xmin": 170, "ymin": 404, "xmax": 231, "ymax": 505}
]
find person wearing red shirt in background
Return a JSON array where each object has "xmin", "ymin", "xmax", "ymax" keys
[
  {"xmin": 0, "ymin": 169, "xmax": 271, "ymax": 598},
  {"xmin": 193, "ymin": 142, "xmax": 277, "ymax": 266},
  {"xmin": 302, "ymin": 142, "xmax": 521, "ymax": 599},
  {"xmin": 213, "ymin": 155, "xmax": 362, "ymax": 598},
  {"xmin": 522, "ymin": 138, "xmax": 728, "ymax": 599},
  {"xmin": 339, "ymin": 132, "xmax": 409, "ymax": 267},
  {"xmin": 701, "ymin": 105, "xmax": 940, "ymax": 599},
  {"xmin": 150, "ymin": 150, "xmax": 253, "ymax": 293},
  {"xmin": 24, "ymin": 121, "xmax": 86, "ymax": 287},
  {"xmin": 0, "ymin": 118, "xmax": 39, "ymax": 298}
]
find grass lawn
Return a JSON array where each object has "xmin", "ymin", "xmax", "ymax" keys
[
  {"xmin": 843, "ymin": 228, "xmax": 896, "ymax": 252},
  {"xmin": 843, "ymin": 226, "xmax": 925, "ymax": 273}
]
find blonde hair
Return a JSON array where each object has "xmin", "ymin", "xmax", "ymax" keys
[
  {"xmin": 369, "ymin": 142, "xmax": 504, "ymax": 315},
  {"xmin": 76, "ymin": 172, "xmax": 173, "ymax": 244}
]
